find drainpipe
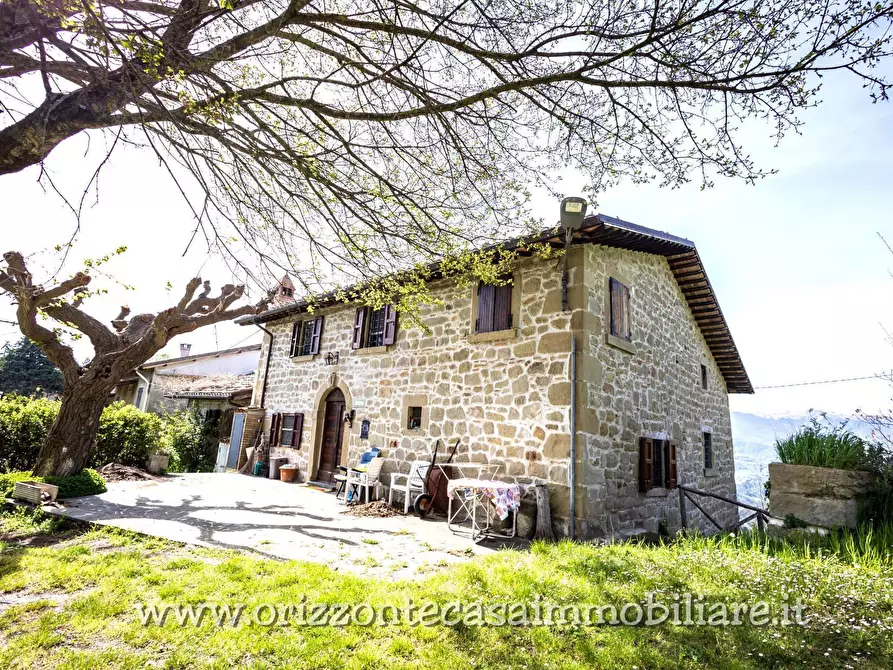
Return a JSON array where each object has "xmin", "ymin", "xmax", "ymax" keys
[
  {"xmin": 256, "ymin": 324, "xmax": 274, "ymax": 408},
  {"xmin": 134, "ymin": 369, "xmax": 151, "ymax": 412},
  {"xmin": 569, "ymin": 335, "xmax": 577, "ymax": 541}
]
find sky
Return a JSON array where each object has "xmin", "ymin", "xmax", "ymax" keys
[{"xmin": 1, "ymin": 72, "xmax": 891, "ymax": 420}]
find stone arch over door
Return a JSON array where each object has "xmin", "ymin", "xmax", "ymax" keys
[{"xmin": 310, "ymin": 378, "xmax": 353, "ymax": 481}]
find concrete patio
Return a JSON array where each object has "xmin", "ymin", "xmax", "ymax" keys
[{"xmin": 41, "ymin": 473, "xmax": 519, "ymax": 579}]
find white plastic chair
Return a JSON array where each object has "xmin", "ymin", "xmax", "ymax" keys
[
  {"xmin": 345, "ymin": 457, "xmax": 385, "ymax": 504},
  {"xmin": 388, "ymin": 459, "xmax": 430, "ymax": 514}
]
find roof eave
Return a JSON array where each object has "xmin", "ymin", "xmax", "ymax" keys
[{"xmin": 239, "ymin": 213, "xmax": 752, "ymax": 394}]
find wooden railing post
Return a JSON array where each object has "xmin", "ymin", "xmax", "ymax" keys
[
  {"xmin": 756, "ymin": 512, "xmax": 765, "ymax": 533},
  {"xmin": 678, "ymin": 486, "xmax": 687, "ymax": 529}
]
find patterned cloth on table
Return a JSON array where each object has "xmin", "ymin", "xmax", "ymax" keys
[{"xmin": 447, "ymin": 478, "xmax": 521, "ymax": 521}]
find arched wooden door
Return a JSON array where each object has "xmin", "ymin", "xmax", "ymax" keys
[{"xmin": 316, "ymin": 388, "xmax": 345, "ymax": 482}]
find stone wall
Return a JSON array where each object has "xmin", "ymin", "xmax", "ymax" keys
[
  {"xmin": 250, "ymin": 243, "xmax": 738, "ymax": 538},
  {"xmin": 574, "ymin": 245, "xmax": 738, "ymax": 536}
]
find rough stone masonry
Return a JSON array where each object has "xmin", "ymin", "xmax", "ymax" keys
[{"xmin": 248, "ymin": 239, "xmax": 740, "ymax": 539}]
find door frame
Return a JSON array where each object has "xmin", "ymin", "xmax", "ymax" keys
[{"xmin": 310, "ymin": 380, "xmax": 353, "ymax": 479}]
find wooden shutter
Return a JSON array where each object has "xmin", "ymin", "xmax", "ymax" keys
[
  {"xmin": 310, "ymin": 316, "xmax": 323, "ymax": 355},
  {"xmin": 494, "ymin": 283, "xmax": 513, "ymax": 331},
  {"xmin": 476, "ymin": 283, "xmax": 495, "ymax": 333},
  {"xmin": 666, "ymin": 441, "xmax": 678, "ymax": 489},
  {"xmin": 289, "ymin": 322, "xmax": 301, "ymax": 357},
  {"xmin": 294, "ymin": 413, "xmax": 304, "ymax": 448},
  {"xmin": 638, "ymin": 437, "xmax": 653, "ymax": 492},
  {"xmin": 269, "ymin": 413, "xmax": 281, "ymax": 446},
  {"xmin": 351, "ymin": 307, "xmax": 367, "ymax": 349},
  {"xmin": 382, "ymin": 305, "xmax": 398, "ymax": 346},
  {"xmin": 610, "ymin": 278, "xmax": 631, "ymax": 341},
  {"xmin": 619, "ymin": 282, "xmax": 631, "ymax": 340}
]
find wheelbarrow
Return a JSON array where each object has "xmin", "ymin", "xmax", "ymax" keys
[{"xmin": 413, "ymin": 438, "xmax": 461, "ymax": 516}]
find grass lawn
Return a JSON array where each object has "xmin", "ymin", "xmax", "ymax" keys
[{"xmin": 1, "ymin": 506, "xmax": 892, "ymax": 669}]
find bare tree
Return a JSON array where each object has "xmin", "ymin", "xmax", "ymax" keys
[
  {"xmin": 1, "ymin": 0, "xmax": 892, "ymax": 294},
  {"xmin": 0, "ymin": 251, "xmax": 271, "ymax": 476}
]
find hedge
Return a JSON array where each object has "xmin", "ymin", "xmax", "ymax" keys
[
  {"xmin": 0, "ymin": 395, "xmax": 163, "ymax": 472},
  {"xmin": 0, "ymin": 394, "xmax": 59, "ymax": 472}
]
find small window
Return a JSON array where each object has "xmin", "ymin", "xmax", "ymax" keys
[
  {"xmin": 352, "ymin": 305, "xmax": 398, "ymax": 349},
  {"xmin": 289, "ymin": 317, "xmax": 323, "ymax": 357},
  {"xmin": 281, "ymin": 287, "xmax": 294, "ymax": 297},
  {"xmin": 700, "ymin": 364, "xmax": 708, "ymax": 389},
  {"xmin": 407, "ymin": 406, "xmax": 423, "ymax": 430},
  {"xmin": 703, "ymin": 432, "xmax": 713, "ymax": 470},
  {"xmin": 135, "ymin": 387, "xmax": 144, "ymax": 409},
  {"xmin": 270, "ymin": 412, "xmax": 304, "ymax": 448},
  {"xmin": 639, "ymin": 437, "xmax": 677, "ymax": 491},
  {"xmin": 609, "ymin": 278, "xmax": 632, "ymax": 342},
  {"xmin": 475, "ymin": 280, "xmax": 513, "ymax": 333}
]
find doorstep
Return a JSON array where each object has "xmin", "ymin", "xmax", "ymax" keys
[{"xmin": 305, "ymin": 480, "xmax": 336, "ymax": 491}]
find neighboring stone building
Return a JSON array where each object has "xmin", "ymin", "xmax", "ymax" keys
[{"xmin": 237, "ymin": 214, "xmax": 752, "ymax": 538}]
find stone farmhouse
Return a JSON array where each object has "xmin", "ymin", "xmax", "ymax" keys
[{"xmin": 236, "ymin": 214, "xmax": 752, "ymax": 539}]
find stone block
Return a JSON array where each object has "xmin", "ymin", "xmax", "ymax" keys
[
  {"xmin": 544, "ymin": 433, "xmax": 570, "ymax": 459},
  {"xmin": 547, "ymin": 382, "xmax": 571, "ymax": 406},
  {"xmin": 538, "ymin": 332, "xmax": 573, "ymax": 354},
  {"xmin": 498, "ymin": 424, "xmax": 517, "ymax": 438},
  {"xmin": 769, "ymin": 463, "xmax": 874, "ymax": 528},
  {"xmin": 513, "ymin": 340, "xmax": 535, "ymax": 357}
]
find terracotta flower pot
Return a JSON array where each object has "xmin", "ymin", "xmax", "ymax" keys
[{"xmin": 279, "ymin": 464, "xmax": 298, "ymax": 483}]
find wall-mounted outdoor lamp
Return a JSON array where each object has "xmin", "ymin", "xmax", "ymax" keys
[
  {"xmin": 344, "ymin": 408, "xmax": 355, "ymax": 427},
  {"xmin": 560, "ymin": 196, "xmax": 587, "ymax": 313},
  {"xmin": 324, "ymin": 351, "xmax": 340, "ymax": 365}
]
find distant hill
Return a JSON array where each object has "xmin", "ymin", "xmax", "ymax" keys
[{"xmin": 731, "ymin": 412, "xmax": 876, "ymax": 508}]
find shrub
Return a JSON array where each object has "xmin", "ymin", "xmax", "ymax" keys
[
  {"xmin": 0, "ymin": 468, "xmax": 106, "ymax": 499},
  {"xmin": 860, "ymin": 441, "xmax": 893, "ymax": 524},
  {"xmin": 0, "ymin": 394, "xmax": 60, "ymax": 472},
  {"xmin": 46, "ymin": 469, "xmax": 107, "ymax": 498},
  {"xmin": 162, "ymin": 410, "xmax": 217, "ymax": 473},
  {"xmin": 775, "ymin": 417, "xmax": 868, "ymax": 471},
  {"xmin": 91, "ymin": 402, "xmax": 162, "ymax": 469},
  {"xmin": 0, "ymin": 396, "xmax": 169, "ymax": 473}
]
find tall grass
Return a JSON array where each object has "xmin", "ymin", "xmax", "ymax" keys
[
  {"xmin": 775, "ymin": 423, "xmax": 868, "ymax": 470},
  {"xmin": 672, "ymin": 521, "xmax": 893, "ymax": 569}
]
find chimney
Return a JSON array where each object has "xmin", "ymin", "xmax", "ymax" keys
[{"xmin": 180, "ymin": 343, "xmax": 192, "ymax": 358}]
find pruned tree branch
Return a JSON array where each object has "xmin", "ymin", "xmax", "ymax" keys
[
  {"xmin": 2, "ymin": 0, "xmax": 893, "ymax": 302},
  {"xmin": 0, "ymin": 250, "xmax": 272, "ymax": 386}
]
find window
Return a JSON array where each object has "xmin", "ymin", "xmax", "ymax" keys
[
  {"xmin": 270, "ymin": 412, "xmax": 304, "ymax": 448},
  {"xmin": 352, "ymin": 305, "xmax": 398, "ymax": 349},
  {"xmin": 282, "ymin": 287, "xmax": 293, "ymax": 297},
  {"xmin": 700, "ymin": 364, "xmax": 708, "ymax": 389},
  {"xmin": 135, "ymin": 387, "xmax": 144, "ymax": 409},
  {"xmin": 639, "ymin": 437, "xmax": 677, "ymax": 492},
  {"xmin": 475, "ymin": 281, "xmax": 513, "ymax": 333},
  {"xmin": 609, "ymin": 277, "xmax": 632, "ymax": 342},
  {"xmin": 703, "ymin": 432, "xmax": 713, "ymax": 470},
  {"xmin": 407, "ymin": 406, "xmax": 423, "ymax": 430},
  {"xmin": 289, "ymin": 316, "xmax": 323, "ymax": 357},
  {"xmin": 367, "ymin": 306, "xmax": 387, "ymax": 347}
]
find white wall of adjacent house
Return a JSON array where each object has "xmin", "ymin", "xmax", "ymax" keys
[{"xmin": 153, "ymin": 349, "xmax": 259, "ymax": 377}]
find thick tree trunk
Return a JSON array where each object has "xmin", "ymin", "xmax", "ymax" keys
[{"xmin": 32, "ymin": 382, "xmax": 110, "ymax": 477}]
